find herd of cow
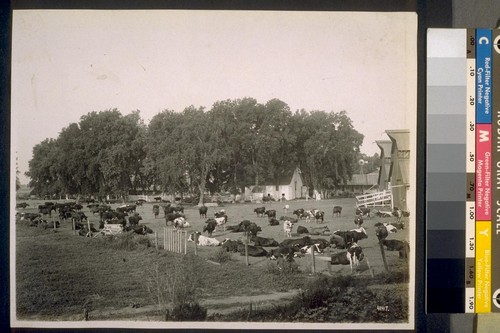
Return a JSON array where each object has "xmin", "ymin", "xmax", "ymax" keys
[
  {"xmin": 16, "ymin": 199, "xmax": 409, "ymax": 273},
  {"xmin": 16, "ymin": 200, "xmax": 154, "ymax": 236},
  {"xmin": 181, "ymin": 204, "xmax": 409, "ymax": 273}
]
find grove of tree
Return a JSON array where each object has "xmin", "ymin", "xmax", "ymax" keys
[{"xmin": 26, "ymin": 98, "xmax": 368, "ymax": 204}]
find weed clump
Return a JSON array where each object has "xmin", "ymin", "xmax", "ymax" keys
[
  {"xmin": 100, "ymin": 231, "xmax": 151, "ymax": 251},
  {"xmin": 209, "ymin": 247, "xmax": 232, "ymax": 264}
]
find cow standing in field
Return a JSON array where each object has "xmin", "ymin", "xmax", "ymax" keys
[
  {"xmin": 153, "ymin": 205, "xmax": 160, "ymax": 218},
  {"xmin": 203, "ymin": 219, "xmax": 218, "ymax": 237},
  {"xmin": 283, "ymin": 220, "xmax": 293, "ymax": 238},
  {"xmin": 264, "ymin": 210, "xmax": 276, "ymax": 219},
  {"xmin": 356, "ymin": 207, "xmax": 371, "ymax": 218},
  {"xmin": 128, "ymin": 213, "xmax": 142, "ymax": 226},
  {"xmin": 293, "ymin": 208, "xmax": 305, "ymax": 219},
  {"xmin": 199, "ymin": 206, "xmax": 208, "ymax": 218},
  {"xmin": 354, "ymin": 215, "xmax": 363, "ymax": 227},
  {"xmin": 254, "ymin": 207, "xmax": 266, "ymax": 217},
  {"xmin": 215, "ymin": 216, "xmax": 227, "ymax": 231},
  {"xmin": 332, "ymin": 206, "xmax": 342, "ymax": 217}
]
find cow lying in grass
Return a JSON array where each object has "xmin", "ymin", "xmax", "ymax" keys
[
  {"xmin": 250, "ymin": 235, "xmax": 279, "ymax": 247},
  {"xmin": 173, "ymin": 217, "xmax": 190, "ymax": 230},
  {"xmin": 188, "ymin": 232, "xmax": 220, "ymax": 246},
  {"xmin": 382, "ymin": 239, "xmax": 409, "ymax": 258}
]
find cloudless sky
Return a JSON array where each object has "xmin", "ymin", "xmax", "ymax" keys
[{"xmin": 12, "ymin": 10, "xmax": 417, "ymax": 184}]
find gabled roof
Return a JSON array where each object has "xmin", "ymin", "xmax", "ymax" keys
[{"xmin": 259, "ymin": 167, "xmax": 301, "ymax": 186}]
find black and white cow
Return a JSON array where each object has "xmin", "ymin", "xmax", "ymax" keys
[
  {"xmin": 250, "ymin": 235, "xmax": 279, "ymax": 247},
  {"xmin": 356, "ymin": 207, "xmax": 371, "ymax": 218},
  {"xmin": 254, "ymin": 207, "xmax": 266, "ymax": 217}
]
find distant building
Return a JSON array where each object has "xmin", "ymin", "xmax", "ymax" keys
[
  {"xmin": 245, "ymin": 167, "xmax": 306, "ymax": 201},
  {"xmin": 342, "ymin": 172, "xmax": 379, "ymax": 194}
]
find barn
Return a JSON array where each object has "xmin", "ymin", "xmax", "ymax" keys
[
  {"xmin": 386, "ymin": 129, "xmax": 410, "ymax": 211},
  {"xmin": 342, "ymin": 172, "xmax": 379, "ymax": 194},
  {"xmin": 245, "ymin": 167, "xmax": 306, "ymax": 201},
  {"xmin": 376, "ymin": 140, "xmax": 393, "ymax": 191}
]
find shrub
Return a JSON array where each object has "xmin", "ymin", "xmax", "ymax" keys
[
  {"xmin": 209, "ymin": 247, "xmax": 232, "ymax": 264},
  {"xmin": 170, "ymin": 301, "xmax": 207, "ymax": 321},
  {"xmin": 100, "ymin": 231, "xmax": 151, "ymax": 251},
  {"xmin": 145, "ymin": 254, "xmax": 206, "ymax": 320}
]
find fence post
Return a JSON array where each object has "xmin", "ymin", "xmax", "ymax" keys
[
  {"xmin": 245, "ymin": 233, "xmax": 249, "ymax": 266},
  {"xmin": 163, "ymin": 228, "xmax": 166, "ymax": 251},
  {"xmin": 155, "ymin": 232, "xmax": 158, "ymax": 250},
  {"xmin": 379, "ymin": 241, "xmax": 389, "ymax": 272},
  {"xmin": 311, "ymin": 246, "xmax": 316, "ymax": 274},
  {"xmin": 184, "ymin": 231, "xmax": 187, "ymax": 254}
]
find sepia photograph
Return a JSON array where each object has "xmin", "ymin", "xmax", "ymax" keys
[{"xmin": 10, "ymin": 10, "xmax": 417, "ymax": 330}]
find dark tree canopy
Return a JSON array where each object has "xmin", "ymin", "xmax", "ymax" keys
[{"xmin": 26, "ymin": 99, "xmax": 368, "ymax": 201}]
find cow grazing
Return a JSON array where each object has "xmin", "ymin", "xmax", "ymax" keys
[
  {"xmin": 382, "ymin": 239, "xmax": 409, "ymax": 258},
  {"xmin": 356, "ymin": 207, "xmax": 371, "ymax": 218},
  {"xmin": 332, "ymin": 206, "xmax": 342, "ymax": 217},
  {"xmin": 203, "ymin": 219, "xmax": 218, "ymax": 237},
  {"xmin": 250, "ymin": 235, "xmax": 279, "ymax": 247},
  {"xmin": 188, "ymin": 232, "xmax": 220, "ymax": 246},
  {"xmin": 297, "ymin": 225, "xmax": 309, "ymax": 234},
  {"xmin": 199, "ymin": 206, "xmax": 208, "ymax": 218},
  {"xmin": 128, "ymin": 213, "xmax": 142, "ymax": 226},
  {"xmin": 283, "ymin": 220, "xmax": 293, "ymax": 238},
  {"xmin": 293, "ymin": 208, "xmax": 305, "ymax": 219},
  {"xmin": 264, "ymin": 210, "xmax": 277, "ymax": 219},
  {"xmin": 153, "ymin": 205, "xmax": 160, "ymax": 218},
  {"xmin": 314, "ymin": 211, "xmax": 325, "ymax": 223},
  {"xmin": 16, "ymin": 203, "xmax": 29, "ymax": 209},
  {"xmin": 254, "ymin": 207, "xmax": 266, "ymax": 217},
  {"xmin": 268, "ymin": 218, "xmax": 280, "ymax": 226}
]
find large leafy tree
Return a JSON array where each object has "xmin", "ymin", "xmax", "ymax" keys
[
  {"xmin": 27, "ymin": 109, "xmax": 147, "ymax": 200},
  {"xmin": 293, "ymin": 110, "xmax": 364, "ymax": 197}
]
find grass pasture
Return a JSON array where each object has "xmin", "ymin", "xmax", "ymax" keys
[{"xmin": 14, "ymin": 198, "xmax": 411, "ymax": 322}]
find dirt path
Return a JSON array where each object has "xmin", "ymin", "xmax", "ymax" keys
[{"xmin": 84, "ymin": 289, "xmax": 299, "ymax": 320}]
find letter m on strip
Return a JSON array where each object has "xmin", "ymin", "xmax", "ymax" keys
[{"xmin": 479, "ymin": 129, "xmax": 490, "ymax": 142}]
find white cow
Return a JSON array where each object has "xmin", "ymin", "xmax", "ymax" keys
[
  {"xmin": 283, "ymin": 220, "xmax": 293, "ymax": 238},
  {"xmin": 188, "ymin": 232, "xmax": 220, "ymax": 246},
  {"xmin": 214, "ymin": 216, "xmax": 227, "ymax": 231},
  {"xmin": 173, "ymin": 217, "xmax": 190, "ymax": 230}
]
